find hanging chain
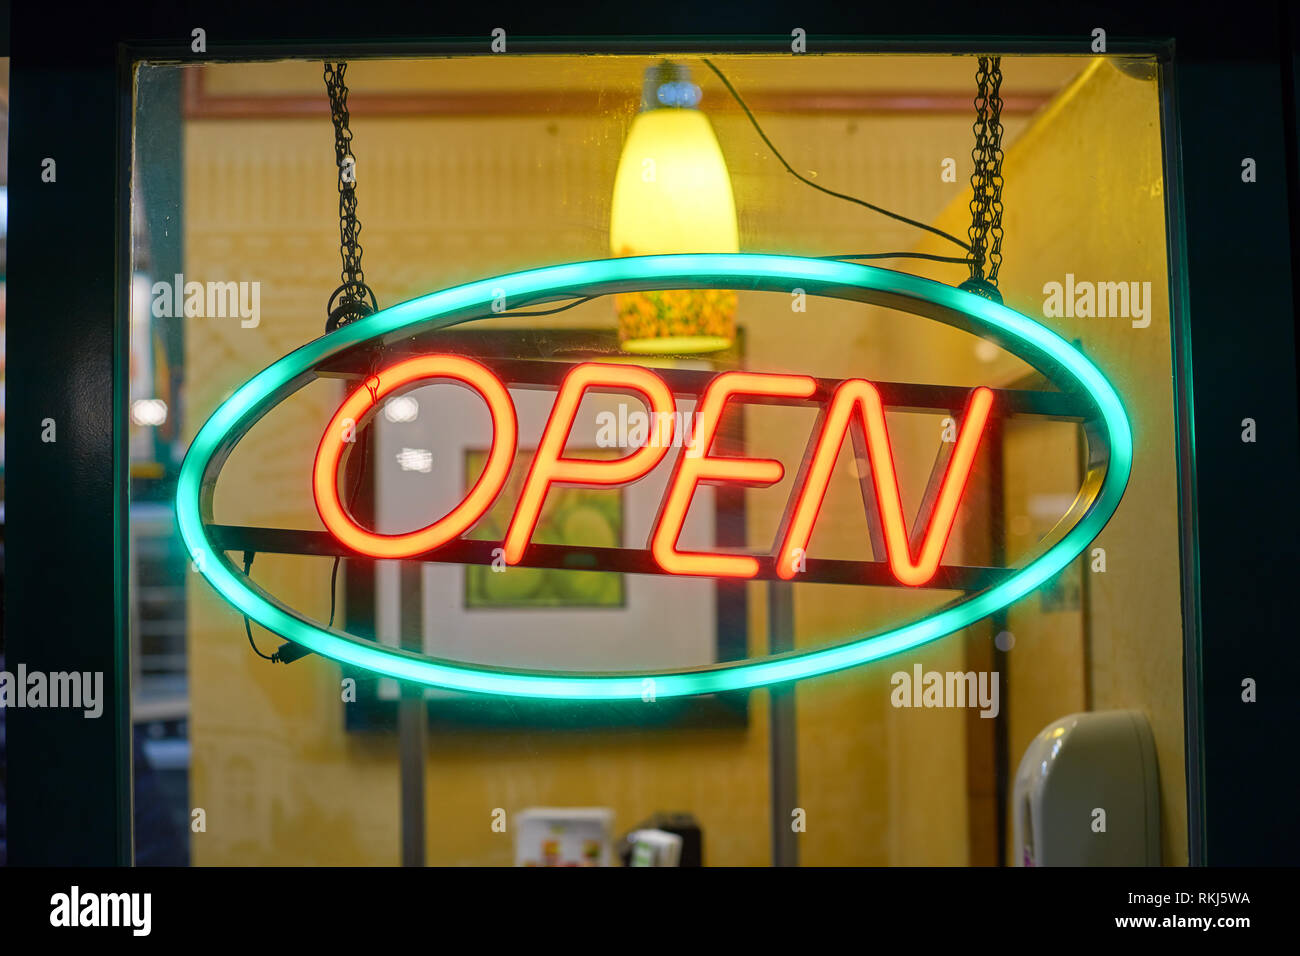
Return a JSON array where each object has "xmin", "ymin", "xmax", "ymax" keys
[
  {"xmin": 967, "ymin": 56, "xmax": 1005, "ymax": 288},
  {"xmin": 324, "ymin": 61, "xmax": 378, "ymax": 333}
]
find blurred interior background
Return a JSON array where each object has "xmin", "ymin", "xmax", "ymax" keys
[{"xmin": 120, "ymin": 52, "xmax": 1184, "ymax": 866}]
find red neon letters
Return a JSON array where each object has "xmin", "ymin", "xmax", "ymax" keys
[
  {"xmin": 314, "ymin": 354, "xmax": 517, "ymax": 559},
  {"xmin": 504, "ymin": 363, "xmax": 676, "ymax": 565},
  {"xmin": 652, "ymin": 372, "xmax": 816, "ymax": 578},
  {"xmin": 314, "ymin": 358, "xmax": 993, "ymax": 586},
  {"xmin": 776, "ymin": 382, "xmax": 994, "ymax": 586}
]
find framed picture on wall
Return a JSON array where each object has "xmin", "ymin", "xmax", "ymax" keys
[
  {"xmin": 343, "ymin": 328, "xmax": 749, "ymax": 729},
  {"xmin": 460, "ymin": 446, "xmax": 629, "ymax": 611}
]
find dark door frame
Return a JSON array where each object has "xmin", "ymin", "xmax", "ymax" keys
[{"xmin": 7, "ymin": 1, "xmax": 1299, "ymax": 865}]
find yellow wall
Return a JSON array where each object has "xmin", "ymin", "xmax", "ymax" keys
[
  {"xmin": 891, "ymin": 59, "xmax": 1188, "ymax": 863},
  {"xmin": 169, "ymin": 54, "xmax": 1186, "ymax": 865}
]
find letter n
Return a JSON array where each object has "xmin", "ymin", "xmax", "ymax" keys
[{"xmin": 777, "ymin": 382, "xmax": 993, "ymax": 585}]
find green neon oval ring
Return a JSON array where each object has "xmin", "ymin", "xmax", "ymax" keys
[{"xmin": 176, "ymin": 254, "xmax": 1132, "ymax": 699}]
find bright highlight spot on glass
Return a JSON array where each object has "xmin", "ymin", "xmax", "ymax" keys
[
  {"xmin": 395, "ymin": 447, "xmax": 433, "ymax": 472},
  {"xmin": 131, "ymin": 398, "xmax": 168, "ymax": 427},
  {"xmin": 383, "ymin": 395, "xmax": 420, "ymax": 423}
]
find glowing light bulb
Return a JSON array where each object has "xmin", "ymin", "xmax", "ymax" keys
[{"xmin": 610, "ymin": 62, "xmax": 738, "ymax": 354}]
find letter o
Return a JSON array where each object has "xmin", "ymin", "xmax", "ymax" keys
[{"xmin": 313, "ymin": 354, "xmax": 517, "ymax": 558}]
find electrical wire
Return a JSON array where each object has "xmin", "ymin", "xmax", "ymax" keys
[
  {"xmin": 328, "ymin": 556, "xmax": 343, "ymax": 629},
  {"xmin": 701, "ymin": 58, "xmax": 973, "ymax": 255},
  {"xmin": 490, "ymin": 295, "xmax": 597, "ymax": 318},
  {"xmin": 819, "ymin": 252, "xmax": 972, "ymax": 265},
  {"xmin": 240, "ymin": 551, "xmax": 276, "ymax": 661}
]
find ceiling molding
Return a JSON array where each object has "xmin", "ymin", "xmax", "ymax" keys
[{"xmin": 182, "ymin": 66, "xmax": 1054, "ymax": 120}]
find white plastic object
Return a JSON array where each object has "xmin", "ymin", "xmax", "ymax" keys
[
  {"xmin": 1012, "ymin": 709, "xmax": 1160, "ymax": 866},
  {"xmin": 514, "ymin": 807, "xmax": 614, "ymax": 867}
]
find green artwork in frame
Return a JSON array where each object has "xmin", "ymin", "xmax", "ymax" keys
[{"xmin": 464, "ymin": 448, "xmax": 626, "ymax": 609}]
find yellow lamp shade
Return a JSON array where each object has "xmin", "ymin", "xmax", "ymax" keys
[
  {"xmin": 610, "ymin": 96, "xmax": 739, "ymax": 354},
  {"xmin": 610, "ymin": 108, "xmax": 738, "ymax": 257},
  {"xmin": 615, "ymin": 288, "xmax": 738, "ymax": 354}
]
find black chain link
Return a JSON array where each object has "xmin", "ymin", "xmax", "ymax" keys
[
  {"xmin": 968, "ymin": 56, "xmax": 1005, "ymax": 288},
  {"xmin": 324, "ymin": 61, "xmax": 378, "ymax": 333}
]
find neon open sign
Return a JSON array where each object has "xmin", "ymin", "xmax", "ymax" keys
[
  {"xmin": 313, "ymin": 357, "xmax": 994, "ymax": 588},
  {"xmin": 176, "ymin": 254, "xmax": 1132, "ymax": 699}
]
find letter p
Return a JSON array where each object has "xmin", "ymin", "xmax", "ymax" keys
[{"xmin": 504, "ymin": 363, "xmax": 676, "ymax": 564}]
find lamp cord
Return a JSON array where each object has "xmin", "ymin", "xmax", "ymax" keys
[
  {"xmin": 701, "ymin": 58, "xmax": 973, "ymax": 256},
  {"xmin": 240, "ymin": 552, "xmax": 276, "ymax": 661},
  {"xmin": 820, "ymin": 252, "xmax": 971, "ymax": 265}
]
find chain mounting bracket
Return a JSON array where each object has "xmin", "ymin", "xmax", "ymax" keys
[{"xmin": 324, "ymin": 61, "xmax": 379, "ymax": 333}]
